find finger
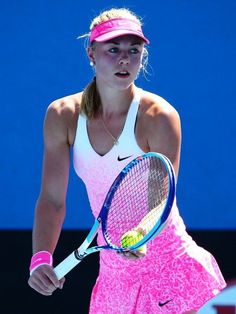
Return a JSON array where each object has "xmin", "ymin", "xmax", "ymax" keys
[
  {"xmin": 123, "ymin": 250, "xmax": 146, "ymax": 260},
  {"xmin": 28, "ymin": 276, "xmax": 54, "ymax": 296},
  {"xmin": 136, "ymin": 227, "xmax": 146, "ymax": 236},
  {"xmin": 126, "ymin": 252, "xmax": 140, "ymax": 260},
  {"xmin": 119, "ymin": 251, "xmax": 138, "ymax": 260},
  {"xmin": 43, "ymin": 266, "xmax": 61, "ymax": 288},
  {"xmin": 131, "ymin": 250, "xmax": 146, "ymax": 258},
  {"xmin": 117, "ymin": 250, "xmax": 145, "ymax": 260},
  {"xmin": 129, "ymin": 251, "xmax": 141, "ymax": 258},
  {"xmin": 31, "ymin": 282, "xmax": 53, "ymax": 296},
  {"xmin": 59, "ymin": 277, "xmax": 65, "ymax": 289}
]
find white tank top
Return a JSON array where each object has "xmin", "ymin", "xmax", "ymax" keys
[{"xmin": 73, "ymin": 87, "xmax": 144, "ymax": 217}]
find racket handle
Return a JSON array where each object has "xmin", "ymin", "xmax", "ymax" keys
[
  {"xmin": 54, "ymin": 251, "xmax": 82, "ymax": 280},
  {"xmin": 54, "ymin": 220, "xmax": 101, "ymax": 280}
]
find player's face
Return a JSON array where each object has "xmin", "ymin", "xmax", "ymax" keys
[{"xmin": 88, "ymin": 35, "xmax": 144, "ymax": 90}]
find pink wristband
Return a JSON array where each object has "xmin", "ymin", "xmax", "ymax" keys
[{"xmin": 29, "ymin": 251, "xmax": 53, "ymax": 275}]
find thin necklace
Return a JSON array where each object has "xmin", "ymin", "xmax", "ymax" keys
[{"xmin": 101, "ymin": 117, "xmax": 120, "ymax": 145}]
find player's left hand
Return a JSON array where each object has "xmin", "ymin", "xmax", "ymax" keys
[{"xmin": 121, "ymin": 249, "xmax": 147, "ymax": 259}]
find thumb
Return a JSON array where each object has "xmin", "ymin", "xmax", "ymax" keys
[{"xmin": 59, "ymin": 277, "xmax": 65, "ymax": 289}]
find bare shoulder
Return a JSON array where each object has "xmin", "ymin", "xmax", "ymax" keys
[
  {"xmin": 45, "ymin": 92, "xmax": 83, "ymax": 146},
  {"xmin": 46, "ymin": 92, "xmax": 82, "ymax": 121},
  {"xmin": 139, "ymin": 90, "xmax": 180, "ymax": 122}
]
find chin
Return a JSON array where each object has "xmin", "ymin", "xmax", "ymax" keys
[
  {"xmin": 112, "ymin": 77, "xmax": 136, "ymax": 90},
  {"xmin": 97, "ymin": 74, "xmax": 135, "ymax": 91},
  {"xmin": 114, "ymin": 82, "xmax": 133, "ymax": 91}
]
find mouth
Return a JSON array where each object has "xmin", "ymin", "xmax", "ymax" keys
[{"xmin": 115, "ymin": 71, "xmax": 130, "ymax": 78}]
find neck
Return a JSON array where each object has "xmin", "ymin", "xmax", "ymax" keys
[{"xmin": 96, "ymin": 82, "xmax": 136, "ymax": 117}]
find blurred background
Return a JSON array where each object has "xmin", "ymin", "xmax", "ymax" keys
[{"xmin": 0, "ymin": 0, "xmax": 235, "ymax": 313}]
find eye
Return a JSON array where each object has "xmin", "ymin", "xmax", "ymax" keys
[
  {"xmin": 130, "ymin": 48, "xmax": 140, "ymax": 54},
  {"xmin": 108, "ymin": 47, "xmax": 119, "ymax": 53}
]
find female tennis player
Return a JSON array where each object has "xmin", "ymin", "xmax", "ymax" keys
[{"xmin": 28, "ymin": 7, "xmax": 226, "ymax": 314}]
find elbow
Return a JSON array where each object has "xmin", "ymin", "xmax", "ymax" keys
[{"xmin": 35, "ymin": 196, "xmax": 66, "ymax": 217}]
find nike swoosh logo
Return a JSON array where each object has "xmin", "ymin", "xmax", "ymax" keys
[
  {"xmin": 117, "ymin": 155, "xmax": 133, "ymax": 161},
  {"xmin": 158, "ymin": 299, "xmax": 172, "ymax": 307}
]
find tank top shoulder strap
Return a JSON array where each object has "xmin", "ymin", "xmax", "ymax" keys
[
  {"xmin": 73, "ymin": 112, "xmax": 89, "ymax": 151},
  {"xmin": 121, "ymin": 87, "xmax": 142, "ymax": 137}
]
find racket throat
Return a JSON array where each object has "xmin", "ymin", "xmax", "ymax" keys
[
  {"xmin": 74, "ymin": 250, "xmax": 86, "ymax": 260},
  {"xmin": 75, "ymin": 218, "xmax": 101, "ymax": 260}
]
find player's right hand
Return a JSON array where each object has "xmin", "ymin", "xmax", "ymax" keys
[{"xmin": 28, "ymin": 264, "xmax": 65, "ymax": 296}]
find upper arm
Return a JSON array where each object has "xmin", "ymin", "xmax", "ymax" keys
[
  {"xmin": 39, "ymin": 102, "xmax": 71, "ymax": 207},
  {"xmin": 144, "ymin": 98, "xmax": 182, "ymax": 178}
]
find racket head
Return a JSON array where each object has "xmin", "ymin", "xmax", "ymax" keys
[{"xmin": 99, "ymin": 152, "xmax": 176, "ymax": 252}]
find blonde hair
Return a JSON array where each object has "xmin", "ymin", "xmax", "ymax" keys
[
  {"xmin": 80, "ymin": 8, "xmax": 147, "ymax": 119},
  {"xmin": 90, "ymin": 8, "xmax": 142, "ymax": 29}
]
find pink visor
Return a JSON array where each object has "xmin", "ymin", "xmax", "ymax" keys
[{"xmin": 89, "ymin": 18, "xmax": 149, "ymax": 44}]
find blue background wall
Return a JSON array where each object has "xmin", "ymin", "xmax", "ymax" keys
[{"xmin": 1, "ymin": 0, "xmax": 235, "ymax": 229}]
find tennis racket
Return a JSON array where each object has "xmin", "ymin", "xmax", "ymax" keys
[{"xmin": 54, "ymin": 152, "xmax": 176, "ymax": 280}]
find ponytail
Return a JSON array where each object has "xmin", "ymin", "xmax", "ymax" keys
[{"xmin": 80, "ymin": 77, "xmax": 101, "ymax": 119}]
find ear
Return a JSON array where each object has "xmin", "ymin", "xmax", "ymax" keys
[{"xmin": 87, "ymin": 46, "xmax": 96, "ymax": 65}]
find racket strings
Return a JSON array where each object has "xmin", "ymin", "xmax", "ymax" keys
[
  {"xmin": 105, "ymin": 156, "xmax": 169, "ymax": 248},
  {"xmin": 141, "ymin": 158, "xmax": 169, "ymax": 233}
]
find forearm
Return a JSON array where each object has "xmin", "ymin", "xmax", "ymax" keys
[{"xmin": 32, "ymin": 198, "xmax": 66, "ymax": 254}]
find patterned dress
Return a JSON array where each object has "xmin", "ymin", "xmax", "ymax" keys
[{"xmin": 73, "ymin": 88, "xmax": 226, "ymax": 313}]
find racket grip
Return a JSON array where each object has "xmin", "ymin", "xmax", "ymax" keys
[{"xmin": 54, "ymin": 251, "xmax": 82, "ymax": 280}]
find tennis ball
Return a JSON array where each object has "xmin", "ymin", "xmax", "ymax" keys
[{"xmin": 121, "ymin": 230, "xmax": 147, "ymax": 254}]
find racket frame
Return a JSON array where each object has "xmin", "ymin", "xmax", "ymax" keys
[{"xmin": 102, "ymin": 152, "xmax": 176, "ymax": 251}]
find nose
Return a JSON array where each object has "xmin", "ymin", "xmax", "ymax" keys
[{"xmin": 119, "ymin": 52, "xmax": 130, "ymax": 65}]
